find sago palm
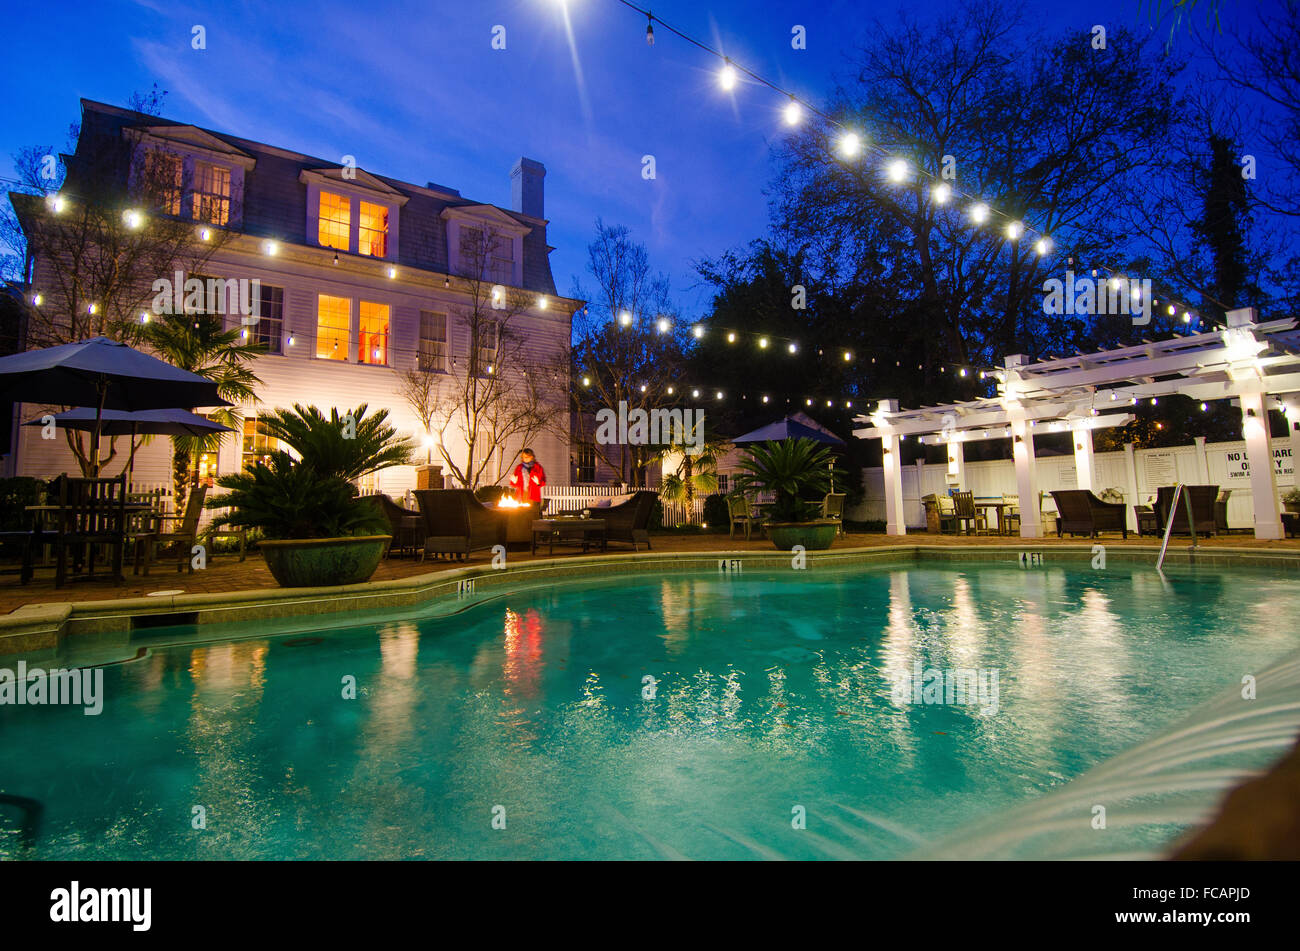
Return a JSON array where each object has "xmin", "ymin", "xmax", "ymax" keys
[
  {"xmin": 733, "ymin": 438, "xmax": 839, "ymax": 522},
  {"xmin": 256, "ymin": 404, "xmax": 414, "ymax": 482}
]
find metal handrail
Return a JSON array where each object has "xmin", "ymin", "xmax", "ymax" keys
[{"xmin": 1156, "ymin": 483, "xmax": 1199, "ymax": 571}]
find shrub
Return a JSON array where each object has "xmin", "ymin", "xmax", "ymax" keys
[
  {"xmin": 0, "ymin": 477, "xmax": 46, "ymax": 531},
  {"xmin": 702, "ymin": 492, "xmax": 730, "ymax": 528}
]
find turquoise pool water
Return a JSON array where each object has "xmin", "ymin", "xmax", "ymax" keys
[{"xmin": 2, "ymin": 561, "xmax": 1298, "ymax": 860}]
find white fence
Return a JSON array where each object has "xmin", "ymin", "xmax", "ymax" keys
[
  {"xmin": 543, "ymin": 483, "xmax": 706, "ymax": 525},
  {"xmin": 859, "ymin": 436, "xmax": 1295, "ymax": 531}
]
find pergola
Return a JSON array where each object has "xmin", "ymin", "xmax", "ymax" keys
[{"xmin": 854, "ymin": 308, "xmax": 1300, "ymax": 540}]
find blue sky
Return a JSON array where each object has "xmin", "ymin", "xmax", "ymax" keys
[{"xmin": 0, "ymin": 0, "xmax": 1268, "ymax": 315}]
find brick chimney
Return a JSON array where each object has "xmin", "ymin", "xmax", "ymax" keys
[{"xmin": 511, "ymin": 158, "xmax": 545, "ymax": 219}]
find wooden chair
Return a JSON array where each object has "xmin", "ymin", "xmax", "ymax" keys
[
  {"xmin": 727, "ymin": 494, "xmax": 757, "ymax": 540},
  {"xmin": 139, "ymin": 484, "xmax": 209, "ymax": 574},
  {"xmin": 821, "ymin": 492, "xmax": 847, "ymax": 535},
  {"xmin": 1000, "ymin": 494, "xmax": 1021, "ymax": 534},
  {"xmin": 936, "ymin": 495, "xmax": 960, "ymax": 534},
  {"xmin": 53, "ymin": 474, "xmax": 129, "ymax": 587},
  {"xmin": 952, "ymin": 491, "xmax": 989, "ymax": 535}
]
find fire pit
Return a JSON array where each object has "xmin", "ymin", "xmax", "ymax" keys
[{"xmin": 496, "ymin": 496, "xmax": 541, "ymax": 544}]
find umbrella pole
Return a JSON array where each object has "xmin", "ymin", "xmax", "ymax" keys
[
  {"xmin": 90, "ymin": 378, "xmax": 107, "ymax": 478},
  {"xmin": 127, "ymin": 422, "xmax": 138, "ymax": 489}
]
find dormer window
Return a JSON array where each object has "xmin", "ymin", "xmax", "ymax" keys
[
  {"xmin": 301, "ymin": 168, "xmax": 406, "ymax": 261},
  {"xmin": 128, "ymin": 126, "xmax": 254, "ymax": 229},
  {"xmin": 359, "ymin": 201, "xmax": 389, "ymax": 257},
  {"xmin": 143, "ymin": 150, "xmax": 183, "ymax": 216},
  {"xmin": 318, "ymin": 192, "xmax": 350, "ymax": 251},
  {"xmin": 193, "ymin": 162, "xmax": 231, "ymax": 225}
]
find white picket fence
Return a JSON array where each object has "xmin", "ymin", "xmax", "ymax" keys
[{"xmin": 543, "ymin": 483, "xmax": 706, "ymax": 525}]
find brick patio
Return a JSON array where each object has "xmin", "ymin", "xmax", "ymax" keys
[{"xmin": 2, "ymin": 528, "xmax": 1297, "ymax": 615}]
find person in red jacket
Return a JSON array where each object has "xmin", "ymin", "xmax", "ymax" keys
[{"xmin": 509, "ymin": 448, "xmax": 546, "ymax": 505}]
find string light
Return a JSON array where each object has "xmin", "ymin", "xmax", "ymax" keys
[
  {"xmin": 783, "ymin": 98, "xmax": 801, "ymax": 126},
  {"xmin": 931, "ymin": 183, "xmax": 951, "ymax": 204},
  {"xmin": 719, "ymin": 62, "xmax": 737, "ymax": 91},
  {"xmin": 885, "ymin": 158, "xmax": 908, "ymax": 183}
]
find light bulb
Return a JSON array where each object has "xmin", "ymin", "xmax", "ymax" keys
[
  {"xmin": 932, "ymin": 183, "xmax": 951, "ymax": 204},
  {"xmin": 839, "ymin": 132, "xmax": 861, "ymax": 158},
  {"xmin": 969, "ymin": 203, "xmax": 989, "ymax": 225},
  {"xmin": 783, "ymin": 100, "xmax": 801, "ymax": 126},
  {"xmin": 886, "ymin": 158, "xmax": 908, "ymax": 183},
  {"xmin": 719, "ymin": 63, "xmax": 737, "ymax": 90}
]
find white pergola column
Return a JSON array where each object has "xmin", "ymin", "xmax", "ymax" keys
[
  {"xmin": 1240, "ymin": 390, "xmax": 1283, "ymax": 539},
  {"xmin": 1123, "ymin": 442, "xmax": 1141, "ymax": 531},
  {"xmin": 879, "ymin": 400, "xmax": 906, "ymax": 536},
  {"xmin": 946, "ymin": 437, "xmax": 966, "ymax": 490},
  {"xmin": 1072, "ymin": 424, "xmax": 1095, "ymax": 492},
  {"xmin": 1194, "ymin": 436, "xmax": 1210, "ymax": 483},
  {"xmin": 1011, "ymin": 419, "xmax": 1043, "ymax": 538}
]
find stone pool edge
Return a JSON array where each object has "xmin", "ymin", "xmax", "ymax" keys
[{"xmin": 3, "ymin": 542, "xmax": 1299, "ymax": 656}]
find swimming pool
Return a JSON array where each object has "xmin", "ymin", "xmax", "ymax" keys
[{"xmin": 2, "ymin": 560, "xmax": 1298, "ymax": 859}]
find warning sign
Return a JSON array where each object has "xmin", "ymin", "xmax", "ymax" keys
[{"xmin": 1224, "ymin": 447, "xmax": 1294, "ymax": 485}]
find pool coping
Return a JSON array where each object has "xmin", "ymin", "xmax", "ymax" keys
[{"xmin": 3, "ymin": 541, "xmax": 1299, "ymax": 656}]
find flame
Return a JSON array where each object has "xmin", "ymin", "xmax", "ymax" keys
[{"xmin": 498, "ymin": 496, "xmax": 525, "ymax": 509}]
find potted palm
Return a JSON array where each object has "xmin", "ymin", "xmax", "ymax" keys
[
  {"xmin": 209, "ymin": 404, "xmax": 413, "ymax": 587},
  {"xmin": 1282, "ymin": 487, "xmax": 1300, "ymax": 514},
  {"xmin": 734, "ymin": 438, "xmax": 842, "ymax": 550}
]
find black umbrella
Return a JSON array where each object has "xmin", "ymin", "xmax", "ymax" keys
[
  {"xmin": 23, "ymin": 408, "xmax": 235, "ymax": 483},
  {"xmin": 0, "ymin": 336, "xmax": 231, "ymax": 474}
]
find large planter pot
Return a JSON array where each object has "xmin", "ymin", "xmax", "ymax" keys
[
  {"xmin": 258, "ymin": 535, "xmax": 391, "ymax": 587},
  {"xmin": 765, "ymin": 519, "xmax": 839, "ymax": 551},
  {"xmin": 1285, "ymin": 501, "xmax": 1300, "ymax": 514}
]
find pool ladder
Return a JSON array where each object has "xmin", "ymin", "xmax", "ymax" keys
[{"xmin": 1155, "ymin": 483, "xmax": 1199, "ymax": 572}]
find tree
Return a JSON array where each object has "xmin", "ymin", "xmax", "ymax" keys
[
  {"xmin": 144, "ymin": 312, "xmax": 263, "ymax": 504},
  {"xmin": 658, "ymin": 421, "xmax": 726, "ymax": 524},
  {"xmin": 404, "ymin": 223, "xmax": 567, "ymax": 489},
  {"xmin": 770, "ymin": 2, "xmax": 1180, "ymax": 407},
  {"xmin": 571, "ymin": 219, "xmax": 684, "ymax": 484},
  {"xmin": 4, "ymin": 90, "xmax": 241, "ymax": 474}
]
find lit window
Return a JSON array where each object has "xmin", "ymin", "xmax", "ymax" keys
[
  {"xmin": 144, "ymin": 150, "xmax": 183, "ymax": 216},
  {"xmin": 194, "ymin": 162, "xmax": 231, "ymax": 225},
  {"xmin": 359, "ymin": 301, "xmax": 389, "ymax": 365},
  {"xmin": 318, "ymin": 192, "xmax": 350, "ymax": 251},
  {"xmin": 316, "ymin": 294, "xmax": 350, "ymax": 360},
  {"xmin": 359, "ymin": 201, "xmax": 388, "ymax": 257},
  {"xmin": 241, "ymin": 418, "xmax": 278, "ymax": 470},
  {"xmin": 419, "ymin": 311, "xmax": 447, "ymax": 372}
]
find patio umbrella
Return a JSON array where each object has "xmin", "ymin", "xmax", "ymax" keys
[
  {"xmin": 0, "ymin": 336, "xmax": 231, "ymax": 474},
  {"xmin": 23, "ymin": 408, "xmax": 234, "ymax": 483},
  {"xmin": 731, "ymin": 412, "xmax": 847, "ymax": 446}
]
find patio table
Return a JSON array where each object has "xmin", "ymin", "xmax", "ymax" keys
[
  {"xmin": 973, "ymin": 498, "xmax": 1009, "ymax": 535},
  {"xmin": 531, "ymin": 517, "xmax": 607, "ymax": 555}
]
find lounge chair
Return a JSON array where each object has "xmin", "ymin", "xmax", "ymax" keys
[
  {"xmin": 414, "ymin": 489, "xmax": 506, "ymax": 561},
  {"xmin": 364, "ymin": 493, "xmax": 423, "ymax": 557},
  {"xmin": 601, "ymin": 490, "xmax": 657, "ymax": 551},
  {"xmin": 1050, "ymin": 489, "xmax": 1128, "ymax": 539},
  {"xmin": 1155, "ymin": 485, "xmax": 1218, "ymax": 537}
]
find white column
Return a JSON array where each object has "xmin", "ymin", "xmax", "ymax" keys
[
  {"xmin": 1240, "ymin": 391, "xmax": 1283, "ymax": 539},
  {"xmin": 1194, "ymin": 436, "xmax": 1210, "ymax": 484},
  {"xmin": 1072, "ymin": 424, "xmax": 1095, "ymax": 492},
  {"xmin": 1123, "ymin": 442, "xmax": 1141, "ymax": 531},
  {"xmin": 1012, "ymin": 420, "xmax": 1042, "ymax": 538},
  {"xmin": 879, "ymin": 401, "xmax": 906, "ymax": 536},
  {"xmin": 946, "ymin": 437, "xmax": 966, "ymax": 491}
]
